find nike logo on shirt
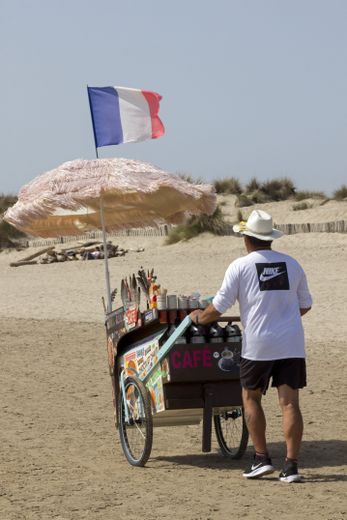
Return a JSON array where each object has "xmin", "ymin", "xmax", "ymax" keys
[
  {"xmin": 256, "ymin": 262, "xmax": 290, "ymax": 291},
  {"xmin": 259, "ymin": 267, "xmax": 286, "ymax": 282}
]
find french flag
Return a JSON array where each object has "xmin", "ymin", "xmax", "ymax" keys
[{"xmin": 87, "ymin": 86, "xmax": 165, "ymax": 148}]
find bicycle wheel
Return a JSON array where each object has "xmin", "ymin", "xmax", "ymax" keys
[
  {"xmin": 118, "ymin": 375, "xmax": 153, "ymax": 466},
  {"xmin": 214, "ymin": 408, "xmax": 248, "ymax": 459}
]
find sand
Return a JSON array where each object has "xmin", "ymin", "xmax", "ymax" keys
[{"xmin": 1, "ymin": 209, "xmax": 347, "ymax": 519}]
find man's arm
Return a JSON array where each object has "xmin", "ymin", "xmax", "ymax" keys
[
  {"xmin": 190, "ymin": 303, "xmax": 222, "ymax": 325},
  {"xmin": 300, "ymin": 307, "xmax": 311, "ymax": 316}
]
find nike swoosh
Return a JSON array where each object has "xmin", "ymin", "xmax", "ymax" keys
[
  {"xmin": 251, "ymin": 463, "xmax": 262, "ymax": 470},
  {"xmin": 259, "ymin": 271, "xmax": 285, "ymax": 282}
]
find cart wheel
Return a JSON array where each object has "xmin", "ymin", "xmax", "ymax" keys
[
  {"xmin": 214, "ymin": 408, "xmax": 249, "ymax": 459},
  {"xmin": 118, "ymin": 375, "xmax": 153, "ymax": 467}
]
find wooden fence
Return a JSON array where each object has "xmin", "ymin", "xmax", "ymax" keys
[
  {"xmin": 224, "ymin": 220, "xmax": 347, "ymax": 236},
  {"xmin": 22, "ymin": 220, "xmax": 346, "ymax": 248}
]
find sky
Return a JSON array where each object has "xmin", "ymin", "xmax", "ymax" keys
[{"xmin": 1, "ymin": 0, "xmax": 346, "ymax": 195}]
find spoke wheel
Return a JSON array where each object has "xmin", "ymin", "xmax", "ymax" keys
[
  {"xmin": 214, "ymin": 408, "xmax": 248, "ymax": 459},
  {"xmin": 118, "ymin": 376, "xmax": 153, "ymax": 466}
]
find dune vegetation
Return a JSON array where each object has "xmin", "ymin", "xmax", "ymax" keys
[
  {"xmin": 0, "ymin": 194, "xmax": 25, "ymax": 247},
  {"xmin": 1, "ymin": 178, "xmax": 347, "ymax": 246},
  {"xmin": 166, "ymin": 177, "xmax": 346, "ymax": 243}
]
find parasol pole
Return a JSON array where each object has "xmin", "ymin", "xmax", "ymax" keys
[{"xmin": 99, "ymin": 197, "xmax": 112, "ymax": 314}]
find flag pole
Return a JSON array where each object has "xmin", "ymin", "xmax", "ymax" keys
[
  {"xmin": 87, "ymin": 85, "xmax": 99, "ymax": 158},
  {"xmin": 88, "ymin": 85, "xmax": 112, "ymax": 312}
]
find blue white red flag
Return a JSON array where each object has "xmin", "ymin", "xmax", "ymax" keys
[{"xmin": 87, "ymin": 86, "xmax": 165, "ymax": 148}]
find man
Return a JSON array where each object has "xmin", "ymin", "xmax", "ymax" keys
[{"xmin": 190, "ymin": 209, "xmax": 312, "ymax": 483}]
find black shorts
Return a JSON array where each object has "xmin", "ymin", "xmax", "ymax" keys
[{"xmin": 240, "ymin": 357, "xmax": 307, "ymax": 394}]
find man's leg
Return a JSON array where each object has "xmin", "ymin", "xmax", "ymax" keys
[
  {"xmin": 277, "ymin": 384, "xmax": 303, "ymax": 482},
  {"xmin": 240, "ymin": 359, "xmax": 275, "ymax": 478},
  {"xmin": 242, "ymin": 387, "xmax": 274, "ymax": 478},
  {"xmin": 277, "ymin": 384, "xmax": 303, "ymax": 460},
  {"xmin": 242, "ymin": 387, "xmax": 267, "ymax": 454}
]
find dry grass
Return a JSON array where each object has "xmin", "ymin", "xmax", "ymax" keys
[
  {"xmin": 213, "ymin": 178, "xmax": 242, "ymax": 195},
  {"xmin": 165, "ymin": 205, "xmax": 227, "ymax": 244},
  {"xmin": 333, "ymin": 184, "xmax": 347, "ymax": 201},
  {"xmin": 177, "ymin": 172, "xmax": 203, "ymax": 185},
  {"xmin": 217, "ymin": 176, "xmax": 297, "ymax": 204},
  {"xmin": 236, "ymin": 194, "xmax": 254, "ymax": 207},
  {"xmin": 292, "ymin": 201, "xmax": 312, "ymax": 211},
  {"xmin": 260, "ymin": 177, "xmax": 296, "ymax": 201},
  {"xmin": 0, "ymin": 194, "xmax": 26, "ymax": 246},
  {"xmin": 295, "ymin": 191, "xmax": 326, "ymax": 201},
  {"xmin": 245, "ymin": 177, "xmax": 261, "ymax": 193}
]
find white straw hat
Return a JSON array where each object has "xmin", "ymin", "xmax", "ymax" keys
[{"xmin": 233, "ymin": 210, "xmax": 283, "ymax": 241}]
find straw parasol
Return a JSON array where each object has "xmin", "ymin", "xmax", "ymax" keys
[
  {"xmin": 4, "ymin": 157, "xmax": 217, "ymax": 311},
  {"xmin": 4, "ymin": 158, "xmax": 216, "ymax": 237}
]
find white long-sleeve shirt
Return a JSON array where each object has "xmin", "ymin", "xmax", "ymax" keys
[{"xmin": 213, "ymin": 250, "xmax": 312, "ymax": 361}]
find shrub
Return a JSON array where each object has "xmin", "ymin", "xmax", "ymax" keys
[
  {"xmin": 292, "ymin": 202, "xmax": 312, "ymax": 211},
  {"xmin": 177, "ymin": 172, "xmax": 203, "ymax": 185},
  {"xmin": 213, "ymin": 178, "xmax": 242, "ymax": 195},
  {"xmin": 245, "ymin": 177, "xmax": 261, "ymax": 193},
  {"xmin": 165, "ymin": 226, "xmax": 196, "ymax": 245},
  {"xmin": 0, "ymin": 194, "xmax": 26, "ymax": 245},
  {"xmin": 0, "ymin": 193, "xmax": 18, "ymax": 212},
  {"xmin": 165, "ymin": 205, "xmax": 227, "ymax": 244},
  {"xmin": 295, "ymin": 191, "xmax": 326, "ymax": 201},
  {"xmin": 333, "ymin": 184, "xmax": 347, "ymax": 201},
  {"xmin": 260, "ymin": 177, "xmax": 296, "ymax": 201},
  {"xmin": 247, "ymin": 189, "xmax": 271, "ymax": 204},
  {"xmin": 236, "ymin": 194, "xmax": 254, "ymax": 207}
]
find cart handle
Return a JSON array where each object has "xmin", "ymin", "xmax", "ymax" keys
[{"xmin": 141, "ymin": 315, "xmax": 192, "ymax": 383}]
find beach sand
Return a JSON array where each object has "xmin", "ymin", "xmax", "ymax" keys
[{"xmin": 1, "ymin": 220, "xmax": 347, "ymax": 518}]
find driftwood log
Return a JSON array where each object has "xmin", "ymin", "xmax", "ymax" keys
[
  {"xmin": 10, "ymin": 260, "xmax": 41, "ymax": 267},
  {"xmin": 10, "ymin": 241, "xmax": 135, "ymax": 267},
  {"xmin": 10, "ymin": 247, "xmax": 55, "ymax": 267}
]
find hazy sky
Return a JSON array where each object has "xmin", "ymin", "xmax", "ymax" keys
[{"xmin": 1, "ymin": 0, "xmax": 346, "ymax": 195}]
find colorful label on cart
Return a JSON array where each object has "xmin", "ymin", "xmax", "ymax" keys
[
  {"xmin": 125, "ymin": 303, "xmax": 139, "ymax": 330},
  {"xmin": 107, "ymin": 335, "xmax": 116, "ymax": 375},
  {"xmin": 106, "ymin": 307, "xmax": 127, "ymax": 343},
  {"xmin": 146, "ymin": 365, "xmax": 165, "ymax": 414},
  {"xmin": 121, "ymin": 331, "xmax": 165, "ymax": 378},
  {"xmin": 124, "ymin": 350, "xmax": 137, "ymax": 375}
]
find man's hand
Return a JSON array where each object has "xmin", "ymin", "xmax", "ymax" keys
[
  {"xmin": 300, "ymin": 307, "xmax": 311, "ymax": 316},
  {"xmin": 190, "ymin": 309, "xmax": 203, "ymax": 325},
  {"xmin": 189, "ymin": 303, "xmax": 222, "ymax": 326}
]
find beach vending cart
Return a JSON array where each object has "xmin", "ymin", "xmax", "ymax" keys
[
  {"xmin": 3, "ymin": 157, "xmax": 247, "ymax": 467},
  {"xmin": 105, "ymin": 269, "xmax": 249, "ymax": 466}
]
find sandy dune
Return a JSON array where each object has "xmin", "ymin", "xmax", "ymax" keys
[
  {"xmin": 218, "ymin": 195, "xmax": 347, "ymax": 225},
  {"xmin": 1, "ymin": 214, "xmax": 346, "ymax": 519}
]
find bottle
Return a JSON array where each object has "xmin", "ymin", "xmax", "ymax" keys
[
  {"xmin": 208, "ymin": 322, "xmax": 224, "ymax": 343},
  {"xmin": 177, "ymin": 308, "xmax": 187, "ymax": 321},
  {"xmin": 188, "ymin": 323, "xmax": 206, "ymax": 344},
  {"xmin": 157, "ymin": 293, "xmax": 168, "ymax": 324},
  {"xmin": 177, "ymin": 296, "xmax": 188, "ymax": 322},
  {"xmin": 163, "ymin": 309, "xmax": 186, "ymax": 344},
  {"xmin": 224, "ymin": 322, "xmax": 242, "ymax": 363},
  {"xmin": 167, "ymin": 309, "xmax": 177, "ymax": 333},
  {"xmin": 224, "ymin": 322, "xmax": 241, "ymax": 343}
]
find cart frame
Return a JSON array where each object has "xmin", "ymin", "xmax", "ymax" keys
[{"xmin": 116, "ymin": 315, "xmax": 248, "ymax": 462}]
